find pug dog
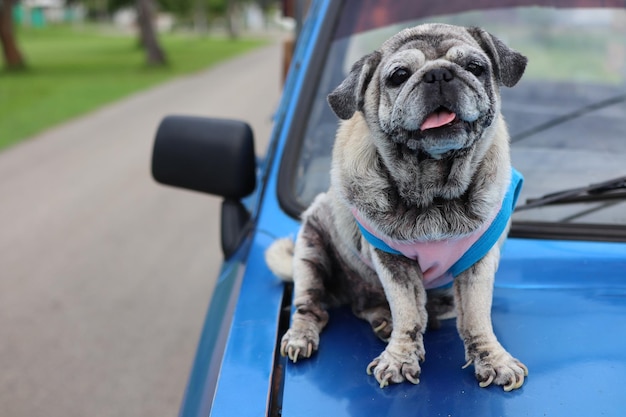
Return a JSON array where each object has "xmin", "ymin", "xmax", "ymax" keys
[{"xmin": 265, "ymin": 23, "xmax": 528, "ymax": 391}]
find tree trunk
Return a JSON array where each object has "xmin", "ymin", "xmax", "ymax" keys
[
  {"xmin": 136, "ymin": 0, "xmax": 166, "ymax": 66},
  {"xmin": 225, "ymin": 0, "xmax": 240, "ymax": 39},
  {"xmin": 0, "ymin": 0, "xmax": 27, "ymax": 71}
]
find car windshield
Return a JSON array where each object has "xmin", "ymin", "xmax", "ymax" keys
[{"xmin": 287, "ymin": 0, "xmax": 626, "ymax": 227}]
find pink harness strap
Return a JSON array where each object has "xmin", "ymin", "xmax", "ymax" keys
[{"xmin": 352, "ymin": 208, "xmax": 494, "ymax": 289}]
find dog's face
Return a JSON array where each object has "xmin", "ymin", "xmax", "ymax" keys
[{"xmin": 328, "ymin": 24, "xmax": 527, "ymax": 159}]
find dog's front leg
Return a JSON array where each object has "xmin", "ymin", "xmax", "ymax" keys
[
  {"xmin": 455, "ymin": 247, "xmax": 528, "ymax": 391},
  {"xmin": 366, "ymin": 249, "xmax": 427, "ymax": 388},
  {"xmin": 280, "ymin": 212, "xmax": 332, "ymax": 363}
]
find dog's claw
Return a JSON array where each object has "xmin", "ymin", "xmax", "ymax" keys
[
  {"xmin": 307, "ymin": 342, "xmax": 313, "ymax": 358},
  {"xmin": 520, "ymin": 362, "xmax": 529, "ymax": 376},
  {"xmin": 379, "ymin": 373, "xmax": 391, "ymax": 388},
  {"xmin": 405, "ymin": 373, "xmax": 420, "ymax": 385},
  {"xmin": 462, "ymin": 358, "xmax": 473, "ymax": 369},
  {"xmin": 504, "ymin": 368, "xmax": 526, "ymax": 391},
  {"xmin": 479, "ymin": 374, "xmax": 495, "ymax": 388},
  {"xmin": 366, "ymin": 359, "xmax": 378, "ymax": 375},
  {"xmin": 503, "ymin": 375, "xmax": 520, "ymax": 392},
  {"xmin": 290, "ymin": 347, "xmax": 301, "ymax": 363},
  {"xmin": 372, "ymin": 320, "xmax": 388, "ymax": 334}
]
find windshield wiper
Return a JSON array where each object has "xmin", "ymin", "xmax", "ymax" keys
[{"xmin": 515, "ymin": 175, "xmax": 626, "ymax": 211}]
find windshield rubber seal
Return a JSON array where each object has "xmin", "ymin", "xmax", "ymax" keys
[
  {"xmin": 276, "ymin": 0, "xmax": 344, "ymax": 218},
  {"xmin": 510, "ymin": 221, "xmax": 626, "ymax": 243}
]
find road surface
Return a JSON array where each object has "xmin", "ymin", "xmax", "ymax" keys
[{"xmin": 0, "ymin": 41, "xmax": 282, "ymax": 417}]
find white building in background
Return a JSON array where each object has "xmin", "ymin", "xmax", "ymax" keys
[{"xmin": 113, "ymin": 8, "xmax": 174, "ymax": 33}]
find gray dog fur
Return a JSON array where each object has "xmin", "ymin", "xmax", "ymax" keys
[{"xmin": 265, "ymin": 23, "xmax": 529, "ymax": 391}]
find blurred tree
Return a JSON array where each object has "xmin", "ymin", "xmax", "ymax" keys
[
  {"xmin": 86, "ymin": 0, "xmax": 110, "ymax": 20},
  {"xmin": 225, "ymin": 0, "xmax": 239, "ymax": 38},
  {"xmin": 156, "ymin": 0, "xmax": 192, "ymax": 17},
  {"xmin": 207, "ymin": 0, "xmax": 226, "ymax": 15},
  {"xmin": 0, "ymin": 0, "xmax": 27, "ymax": 70},
  {"xmin": 107, "ymin": 0, "xmax": 133, "ymax": 11},
  {"xmin": 136, "ymin": 0, "xmax": 167, "ymax": 65}
]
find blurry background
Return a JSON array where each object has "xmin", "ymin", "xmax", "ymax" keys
[
  {"xmin": 0, "ymin": 1, "xmax": 294, "ymax": 416},
  {"xmin": 0, "ymin": 0, "xmax": 298, "ymax": 150}
]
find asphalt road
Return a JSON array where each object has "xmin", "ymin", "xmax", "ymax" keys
[{"xmin": 0, "ymin": 41, "xmax": 281, "ymax": 417}]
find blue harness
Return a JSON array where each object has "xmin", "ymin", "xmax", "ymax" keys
[{"xmin": 356, "ymin": 169, "xmax": 524, "ymax": 278}]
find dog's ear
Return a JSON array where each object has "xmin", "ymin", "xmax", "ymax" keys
[
  {"xmin": 327, "ymin": 51, "xmax": 382, "ymax": 120},
  {"xmin": 467, "ymin": 27, "xmax": 527, "ymax": 88}
]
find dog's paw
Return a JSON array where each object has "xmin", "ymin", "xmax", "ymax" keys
[
  {"xmin": 280, "ymin": 327, "xmax": 319, "ymax": 363},
  {"xmin": 366, "ymin": 344, "xmax": 425, "ymax": 388},
  {"xmin": 464, "ymin": 347, "xmax": 528, "ymax": 391}
]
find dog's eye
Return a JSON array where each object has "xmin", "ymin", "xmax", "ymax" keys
[
  {"xmin": 466, "ymin": 62, "xmax": 484, "ymax": 77},
  {"xmin": 388, "ymin": 68, "xmax": 411, "ymax": 86}
]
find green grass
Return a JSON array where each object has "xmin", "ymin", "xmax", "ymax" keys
[{"xmin": 0, "ymin": 25, "xmax": 266, "ymax": 150}]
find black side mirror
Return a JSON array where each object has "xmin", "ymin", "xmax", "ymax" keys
[
  {"xmin": 152, "ymin": 115, "xmax": 257, "ymax": 257},
  {"xmin": 152, "ymin": 115, "xmax": 256, "ymax": 199}
]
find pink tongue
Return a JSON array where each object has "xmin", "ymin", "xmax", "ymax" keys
[{"xmin": 420, "ymin": 110, "xmax": 456, "ymax": 131}]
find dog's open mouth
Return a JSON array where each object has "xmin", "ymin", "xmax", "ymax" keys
[
  {"xmin": 397, "ymin": 106, "xmax": 481, "ymax": 155},
  {"xmin": 420, "ymin": 107, "xmax": 459, "ymax": 131}
]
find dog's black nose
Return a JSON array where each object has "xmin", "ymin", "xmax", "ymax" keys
[{"xmin": 423, "ymin": 68, "xmax": 454, "ymax": 83}]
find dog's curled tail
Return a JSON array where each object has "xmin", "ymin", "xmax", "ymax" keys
[{"xmin": 265, "ymin": 238, "xmax": 295, "ymax": 282}]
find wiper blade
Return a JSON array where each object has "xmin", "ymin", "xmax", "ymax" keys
[{"xmin": 515, "ymin": 175, "xmax": 626, "ymax": 211}]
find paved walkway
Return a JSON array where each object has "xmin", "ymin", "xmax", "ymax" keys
[{"xmin": 0, "ymin": 41, "xmax": 281, "ymax": 417}]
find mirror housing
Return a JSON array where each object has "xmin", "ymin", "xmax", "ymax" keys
[
  {"xmin": 152, "ymin": 115, "xmax": 257, "ymax": 258},
  {"xmin": 152, "ymin": 115, "xmax": 256, "ymax": 199}
]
